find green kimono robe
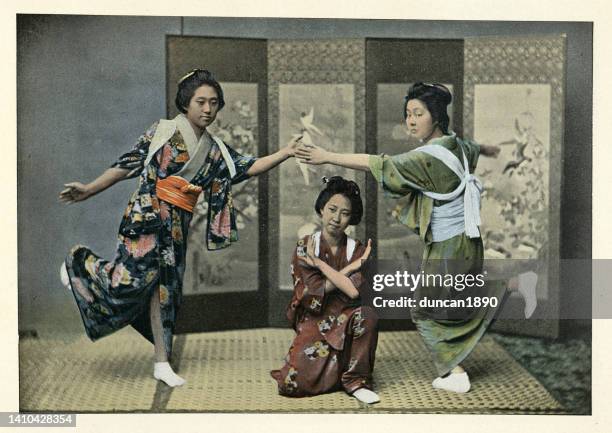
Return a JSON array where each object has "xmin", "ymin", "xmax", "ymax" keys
[{"xmin": 369, "ymin": 133, "xmax": 506, "ymax": 376}]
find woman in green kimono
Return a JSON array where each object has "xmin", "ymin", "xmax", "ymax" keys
[
  {"xmin": 59, "ymin": 69, "xmax": 300, "ymax": 387},
  {"xmin": 296, "ymin": 82, "xmax": 537, "ymax": 393}
]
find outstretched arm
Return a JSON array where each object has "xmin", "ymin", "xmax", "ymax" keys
[
  {"xmin": 59, "ymin": 167, "xmax": 130, "ymax": 203},
  {"xmin": 246, "ymin": 136, "xmax": 301, "ymax": 176},
  {"xmin": 295, "ymin": 144, "xmax": 371, "ymax": 171}
]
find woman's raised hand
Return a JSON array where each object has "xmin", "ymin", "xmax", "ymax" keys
[
  {"xmin": 295, "ymin": 142, "xmax": 328, "ymax": 165},
  {"xmin": 346, "ymin": 239, "xmax": 372, "ymax": 274},
  {"xmin": 59, "ymin": 182, "xmax": 92, "ymax": 204},
  {"xmin": 298, "ymin": 235, "xmax": 319, "ymax": 268},
  {"xmin": 283, "ymin": 134, "xmax": 303, "ymax": 158}
]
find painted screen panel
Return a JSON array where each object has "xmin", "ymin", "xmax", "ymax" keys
[{"xmin": 278, "ymin": 83, "xmax": 357, "ymax": 290}]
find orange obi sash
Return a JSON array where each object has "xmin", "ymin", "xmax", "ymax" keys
[{"xmin": 156, "ymin": 176, "xmax": 203, "ymax": 213}]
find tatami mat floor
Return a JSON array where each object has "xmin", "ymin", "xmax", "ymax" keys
[{"xmin": 19, "ymin": 328, "xmax": 563, "ymax": 414}]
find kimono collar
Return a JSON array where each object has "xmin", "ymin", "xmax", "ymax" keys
[
  {"xmin": 423, "ymin": 131, "xmax": 457, "ymax": 148},
  {"xmin": 144, "ymin": 114, "xmax": 235, "ymax": 179},
  {"xmin": 174, "ymin": 114, "xmax": 210, "ymax": 158},
  {"xmin": 311, "ymin": 231, "xmax": 356, "ymax": 261}
]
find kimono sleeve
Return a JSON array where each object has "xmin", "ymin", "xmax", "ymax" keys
[
  {"xmin": 347, "ymin": 242, "xmax": 369, "ymax": 297},
  {"xmin": 224, "ymin": 143, "xmax": 258, "ymax": 185},
  {"xmin": 289, "ymin": 241, "xmax": 327, "ymax": 316},
  {"xmin": 461, "ymin": 139, "xmax": 481, "ymax": 173},
  {"xmin": 368, "ymin": 152, "xmax": 436, "ymax": 198},
  {"xmin": 110, "ymin": 121, "xmax": 159, "ymax": 179}
]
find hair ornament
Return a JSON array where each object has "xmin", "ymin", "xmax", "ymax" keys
[{"xmin": 178, "ymin": 68, "xmax": 205, "ymax": 85}]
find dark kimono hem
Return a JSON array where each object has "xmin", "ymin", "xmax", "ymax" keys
[
  {"xmin": 269, "ymin": 370, "xmax": 373, "ymax": 398},
  {"xmin": 343, "ymin": 379, "xmax": 374, "ymax": 395},
  {"xmin": 64, "ymin": 246, "xmax": 101, "ymax": 342},
  {"xmin": 64, "ymin": 246, "xmax": 154, "ymax": 346},
  {"xmin": 66, "ymin": 275, "xmax": 100, "ymax": 343},
  {"xmin": 270, "ymin": 370, "xmax": 343, "ymax": 398}
]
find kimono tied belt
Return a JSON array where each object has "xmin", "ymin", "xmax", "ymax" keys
[
  {"xmin": 412, "ymin": 138, "xmax": 483, "ymax": 242},
  {"xmin": 156, "ymin": 176, "xmax": 202, "ymax": 213},
  {"xmin": 429, "ymin": 196, "xmax": 467, "ymax": 242}
]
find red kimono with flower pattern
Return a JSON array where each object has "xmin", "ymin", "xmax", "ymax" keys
[{"xmin": 271, "ymin": 234, "xmax": 379, "ymax": 397}]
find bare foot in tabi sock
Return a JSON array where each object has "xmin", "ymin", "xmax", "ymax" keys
[
  {"xmin": 508, "ymin": 271, "xmax": 538, "ymax": 319},
  {"xmin": 518, "ymin": 271, "xmax": 538, "ymax": 319},
  {"xmin": 432, "ymin": 368, "xmax": 471, "ymax": 393},
  {"xmin": 153, "ymin": 362, "xmax": 186, "ymax": 387},
  {"xmin": 60, "ymin": 262, "xmax": 70, "ymax": 288},
  {"xmin": 352, "ymin": 388, "xmax": 381, "ymax": 404}
]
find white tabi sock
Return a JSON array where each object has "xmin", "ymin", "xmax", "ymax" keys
[
  {"xmin": 432, "ymin": 372, "xmax": 471, "ymax": 393},
  {"xmin": 352, "ymin": 388, "xmax": 380, "ymax": 404},
  {"xmin": 518, "ymin": 271, "xmax": 538, "ymax": 319},
  {"xmin": 153, "ymin": 362, "xmax": 186, "ymax": 387},
  {"xmin": 60, "ymin": 262, "xmax": 70, "ymax": 289}
]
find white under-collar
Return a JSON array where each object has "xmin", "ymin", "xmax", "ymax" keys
[
  {"xmin": 311, "ymin": 231, "xmax": 356, "ymax": 261},
  {"xmin": 174, "ymin": 114, "xmax": 211, "ymax": 157}
]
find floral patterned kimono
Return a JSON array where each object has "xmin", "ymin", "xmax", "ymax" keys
[
  {"xmin": 368, "ymin": 132, "xmax": 506, "ymax": 376},
  {"xmin": 271, "ymin": 233, "xmax": 379, "ymax": 397},
  {"xmin": 64, "ymin": 114, "xmax": 256, "ymax": 358}
]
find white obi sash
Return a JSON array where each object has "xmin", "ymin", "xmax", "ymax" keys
[
  {"xmin": 311, "ymin": 231, "xmax": 357, "ymax": 261},
  {"xmin": 143, "ymin": 114, "xmax": 237, "ymax": 179},
  {"xmin": 411, "ymin": 139, "xmax": 483, "ymax": 242}
]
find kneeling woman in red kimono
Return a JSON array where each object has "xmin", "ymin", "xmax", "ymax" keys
[{"xmin": 271, "ymin": 177, "xmax": 380, "ymax": 404}]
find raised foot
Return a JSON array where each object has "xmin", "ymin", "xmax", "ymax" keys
[
  {"xmin": 60, "ymin": 261, "xmax": 70, "ymax": 289},
  {"xmin": 518, "ymin": 271, "xmax": 538, "ymax": 319}
]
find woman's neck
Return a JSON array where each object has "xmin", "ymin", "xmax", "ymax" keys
[
  {"xmin": 423, "ymin": 126, "xmax": 444, "ymax": 143},
  {"xmin": 187, "ymin": 118, "xmax": 206, "ymax": 141},
  {"xmin": 321, "ymin": 229, "xmax": 343, "ymax": 247}
]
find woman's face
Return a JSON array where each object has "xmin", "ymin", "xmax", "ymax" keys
[
  {"xmin": 185, "ymin": 85, "xmax": 220, "ymax": 131},
  {"xmin": 320, "ymin": 193, "xmax": 352, "ymax": 238},
  {"xmin": 405, "ymin": 98, "xmax": 436, "ymax": 141}
]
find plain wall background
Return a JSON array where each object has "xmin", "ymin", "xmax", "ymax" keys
[{"xmin": 17, "ymin": 15, "xmax": 592, "ymax": 336}]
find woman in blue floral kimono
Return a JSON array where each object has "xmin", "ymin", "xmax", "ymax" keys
[
  {"xmin": 296, "ymin": 83, "xmax": 538, "ymax": 394},
  {"xmin": 271, "ymin": 177, "xmax": 380, "ymax": 404},
  {"xmin": 59, "ymin": 69, "xmax": 299, "ymax": 387}
]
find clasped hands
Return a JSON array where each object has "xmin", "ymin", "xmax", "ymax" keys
[{"xmin": 285, "ymin": 135, "xmax": 327, "ymax": 165}]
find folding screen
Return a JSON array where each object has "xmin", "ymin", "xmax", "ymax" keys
[
  {"xmin": 464, "ymin": 35, "xmax": 566, "ymax": 337},
  {"xmin": 266, "ymin": 39, "xmax": 367, "ymax": 325},
  {"xmin": 167, "ymin": 35, "xmax": 565, "ymax": 336}
]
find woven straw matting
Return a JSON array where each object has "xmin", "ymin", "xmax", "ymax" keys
[
  {"xmin": 20, "ymin": 328, "xmax": 563, "ymax": 413},
  {"xmin": 20, "ymin": 327, "xmax": 158, "ymax": 412}
]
